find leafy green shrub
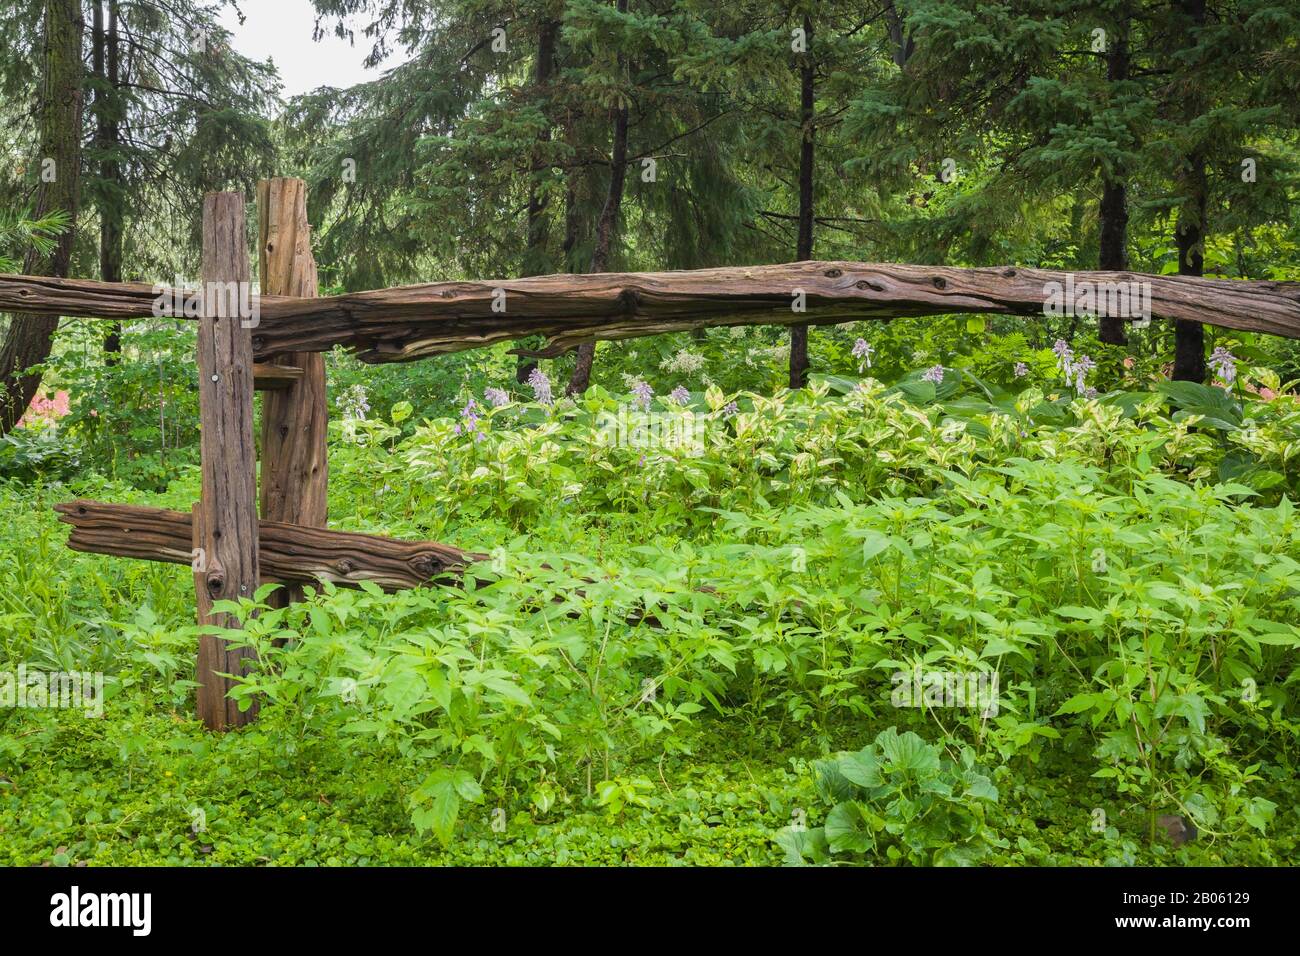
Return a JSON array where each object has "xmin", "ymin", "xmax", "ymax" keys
[
  {"xmin": 776, "ymin": 728, "xmax": 1002, "ymax": 865},
  {"xmin": 45, "ymin": 323, "xmax": 199, "ymax": 491},
  {"xmin": 4, "ymin": 351, "xmax": 1299, "ymax": 859},
  {"xmin": 0, "ymin": 425, "xmax": 80, "ymax": 481}
]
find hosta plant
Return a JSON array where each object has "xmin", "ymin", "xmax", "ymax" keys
[{"xmin": 776, "ymin": 728, "xmax": 1003, "ymax": 866}]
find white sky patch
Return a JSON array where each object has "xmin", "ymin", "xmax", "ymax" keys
[{"xmin": 218, "ymin": 0, "xmax": 410, "ymax": 99}]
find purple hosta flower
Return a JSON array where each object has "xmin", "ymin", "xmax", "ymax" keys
[
  {"xmin": 483, "ymin": 386, "xmax": 510, "ymax": 408},
  {"xmin": 1083, "ymin": 386, "xmax": 1099, "ymax": 400},
  {"xmin": 527, "ymin": 368, "xmax": 553, "ymax": 406},
  {"xmin": 922, "ymin": 365, "xmax": 945, "ymax": 384},
  {"xmin": 1052, "ymin": 338, "xmax": 1074, "ymax": 375},
  {"xmin": 631, "ymin": 379, "xmax": 654, "ymax": 411},
  {"xmin": 456, "ymin": 397, "xmax": 487, "ymax": 441},
  {"xmin": 1014, "ymin": 361, "xmax": 1029, "ymax": 378},
  {"xmin": 851, "ymin": 338, "xmax": 875, "ymax": 369},
  {"xmin": 669, "ymin": 385, "xmax": 691, "ymax": 405},
  {"xmin": 1070, "ymin": 354, "xmax": 1095, "ymax": 394},
  {"xmin": 722, "ymin": 401, "xmax": 739, "ymax": 418},
  {"xmin": 1209, "ymin": 347, "xmax": 1238, "ymax": 386}
]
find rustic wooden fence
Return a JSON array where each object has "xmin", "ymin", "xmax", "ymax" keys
[{"xmin": 5, "ymin": 178, "xmax": 1299, "ymax": 729}]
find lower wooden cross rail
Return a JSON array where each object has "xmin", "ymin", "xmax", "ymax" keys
[{"xmin": 55, "ymin": 500, "xmax": 480, "ymax": 590}]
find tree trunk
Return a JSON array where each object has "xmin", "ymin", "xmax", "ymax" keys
[
  {"xmin": 789, "ymin": 13, "xmax": 815, "ymax": 390},
  {"xmin": 883, "ymin": 0, "xmax": 914, "ymax": 68},
  {"xmin": 525, "ymin": 166, "xmax": 582, "ymax": 385},
  {"xmin": 1172, "ymin": 0, "xmax": 1207, "ymax": 383},
  {"xmin": 524, "ymin": 20, "xmax": 558, "ymax": 275},
  {"xmin": 1098, "ymin": 26, "xmax": 1128, "ymax": 346},
  {"xmin": 567, "ymin": 0, "xmax": 629, "ymax": 397},
  {"xmin": 516, "ymin": 19, "xmax": 559, "ymax": 386},
  {"xmin": 562, "ymin": 152, "xmax": 581, "ymax": 269},
  {"xmin": 1098, "ymin": 177, "xmax": 1128, "ymax": 344},
  {"xmin": 0, "ymin": 0, "xmax": 84, "ymax": 432},
  {"xmin": 95, "ymin": 0, "xmax": 124, "ymax": 361},
  {"xmin": 1173, "ymin": 154, "xmax": 1207, "ymax": 382}
]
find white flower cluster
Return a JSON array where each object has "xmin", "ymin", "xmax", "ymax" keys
[
  {"xmin": 744, "ymin": 344, "xmax": 790, "ymax": 366},
  {"xmin": 659, "ymin": 348, "xmax": 707, "ymax": 378},
  {"xmin": 336, "ymin": 383, "xmax": 370, "ymax": 421}
]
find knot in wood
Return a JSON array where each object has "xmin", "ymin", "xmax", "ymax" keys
[
  {"xmin": 933, "ymin": 276, "xmax": 947, "ymax": 289},
  {"xmin": 824, "ymin": 268, "xmax": 843, "ymax": 278}
]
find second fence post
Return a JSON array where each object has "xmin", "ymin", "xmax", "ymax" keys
[{"xmin": 256, "ymin": 177, "xmax": 328, "ymax": 610}]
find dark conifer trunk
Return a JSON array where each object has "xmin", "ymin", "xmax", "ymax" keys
[
  {"xmin": 567, "ymin": 0, "xmax": 629, "ymax": 396},
  {"xmin": 1098, "ymin": 26, "xmax": 1129, "ymax": 345},
  {"xmin": 517, "ymin": 18, "xmax": 559, "ymax": 385},
  {"xmin": 789, "ymin": 13, "xmax": 815, "ymax": 390},
  {"xmin": 0, "ymin": 0, "xmax": 84, "ymax": 432},
  {"xmin": 1173, "ymin": 154, "xmax": 1207, "ymax": 382},
  {"xmin": 96, "ymin": 0, "xmax": 124, "ymax": 361},
  {"xmin": 1172, "ymin": 0, "xmax": 1207, "ymax": 382}
]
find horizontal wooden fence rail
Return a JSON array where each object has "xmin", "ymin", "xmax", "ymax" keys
[
  {"xmin": 4, "ymin": 263, "xmax": 1299, "ymax": 363},
  {"xmin": 56, "ymin": 500, "xmax": 661, "ymax": 620},
  {"xmin": 56, "ymin": 500, "xmax": 481, "ymax": 591},
  {"xmin": 252, "ymin": 362, "xmax": 305, "ymax": 390}
]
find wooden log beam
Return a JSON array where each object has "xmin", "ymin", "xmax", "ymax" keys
[
  {"xmin": 252, "ymin": 362, "xmax": 304, "ymax": 390},
  {"xmin": 3, "ymin": 263, "xmax": 1298, "ymax": 362},
  {"xmin": 55, "ymin": 500, "xmax": 482, "ymax": 590},
  {"xmin": 56, "ymin": 500, "xmax": 680, "ymax": 630},
  {"xmin": 256, "ymin": 177, "xmax": 329, "ymax": 612},
  {"xmin": 195, "ymin": 192, "xmax": 260, "ymax": 731}
]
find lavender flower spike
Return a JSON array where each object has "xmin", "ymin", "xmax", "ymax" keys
[
  {"xmin": 527, "ymin": 368, "xmax": 553, "ymax": 406},
  {"xmin": 852, "ymin": 338, "xmax": 874, "ymax": 369},
  {"xmin": 1209, "ymin": 347, "xmax": 1238, "ymax": 386}
]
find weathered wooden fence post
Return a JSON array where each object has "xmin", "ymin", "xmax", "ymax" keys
[
  {"xmin": 256, "ymin": 177, "xmax": 327, "ymax": 609},
  {"xmin": 194, "ymin": 191, "xmax": 260, "ymax": 731}
]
